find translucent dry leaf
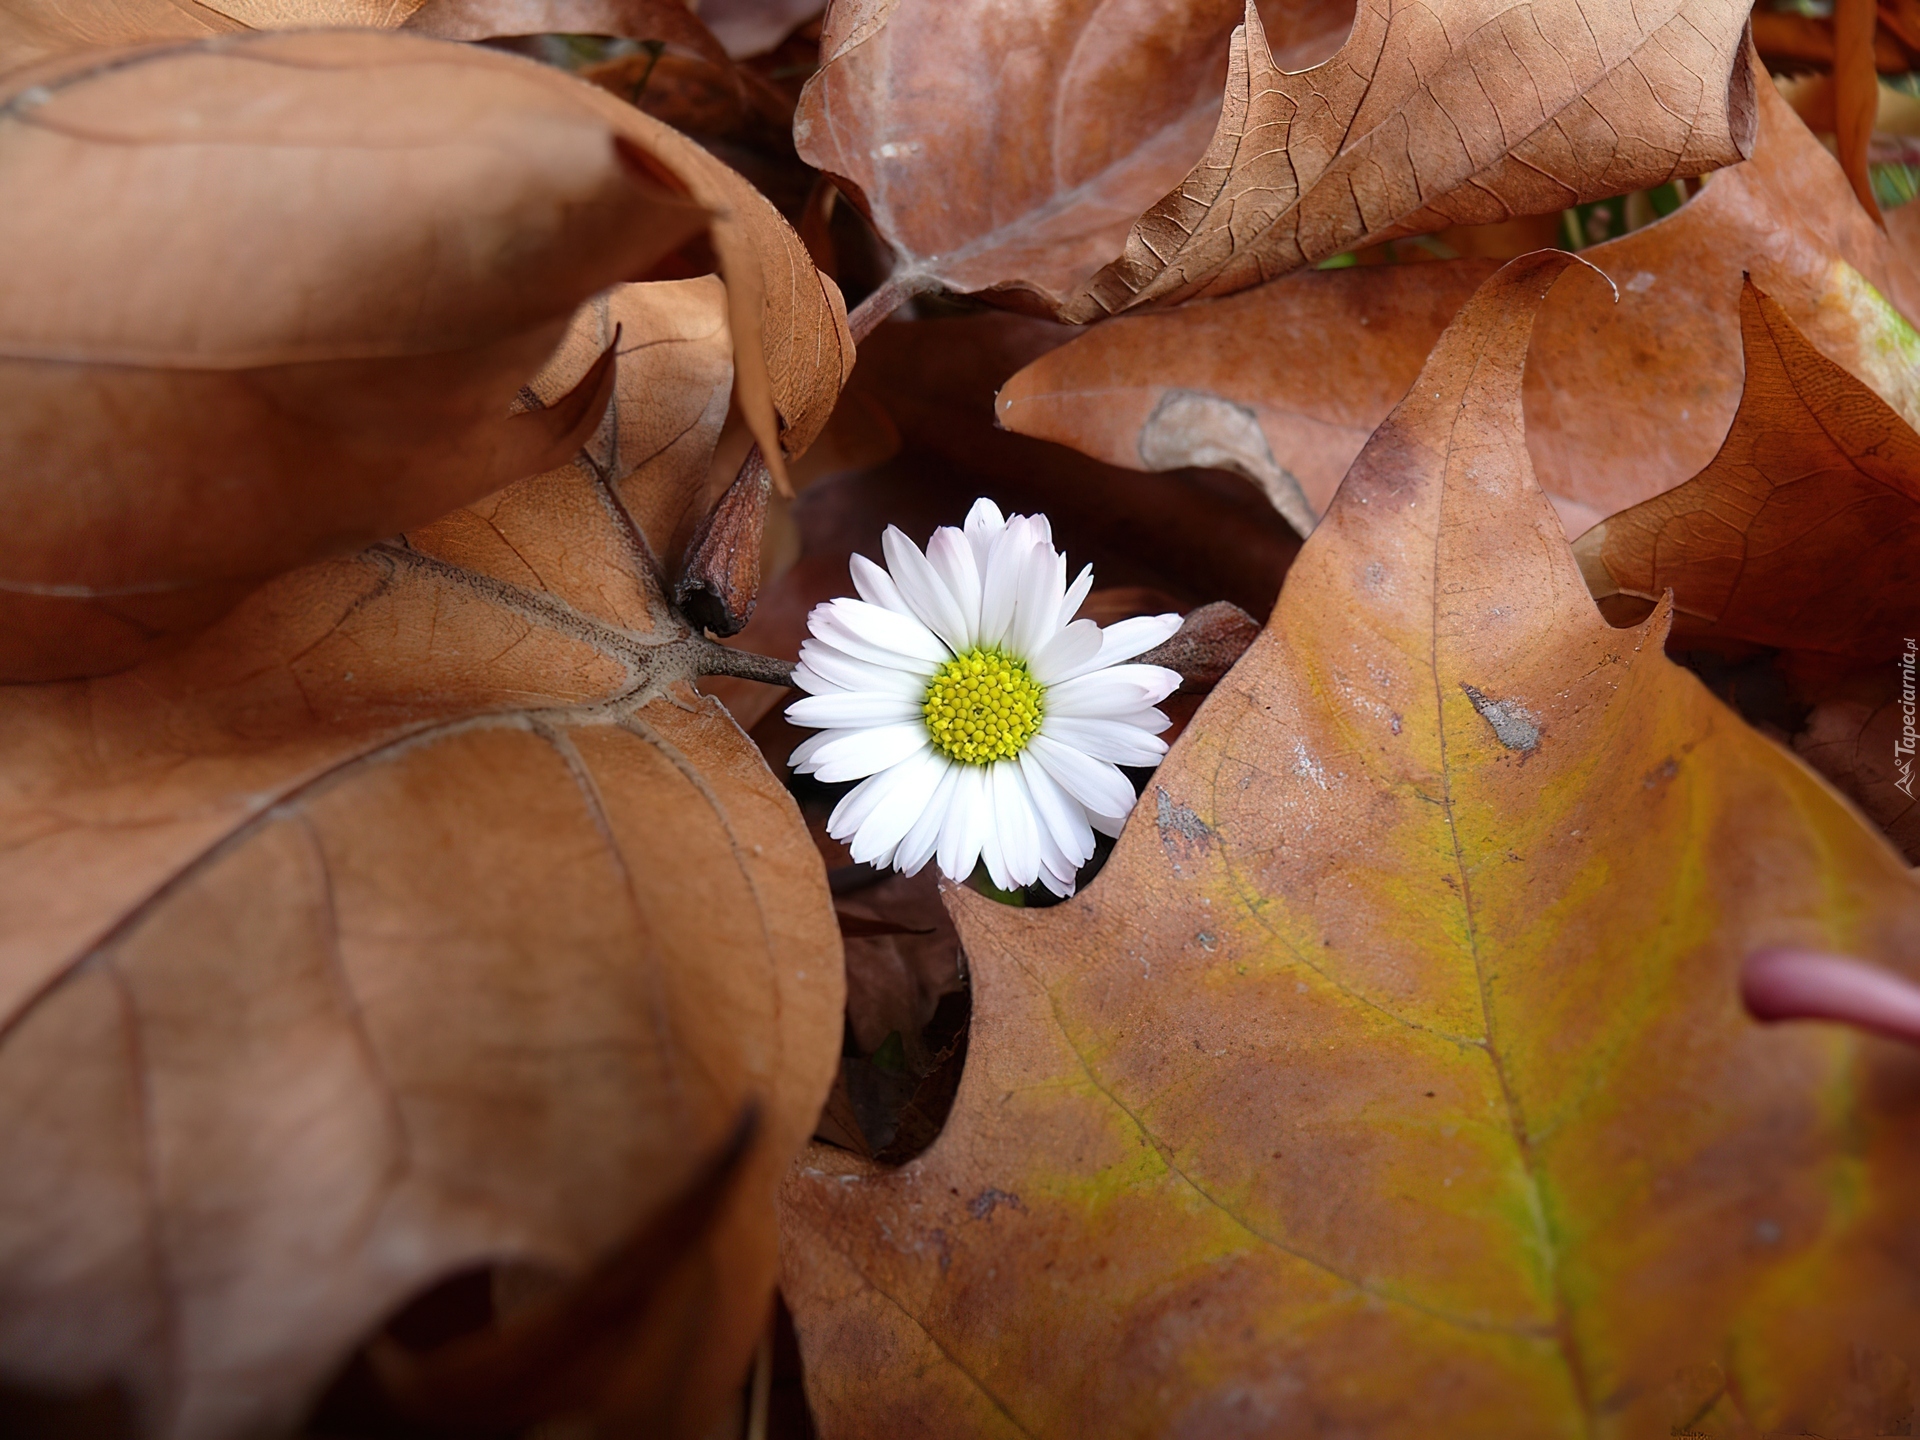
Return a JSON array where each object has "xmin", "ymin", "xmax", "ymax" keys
[
  {"xmin": 0, "ymin": 278, "xmax": 843, "ymax": 1440},
  {"xmin": 0, "ymin": 27, "xmax": 850, "ymax": 681},
  {"xmin": 780, "ymin": 255, "xmax": 1920, "ymax": 1436}
]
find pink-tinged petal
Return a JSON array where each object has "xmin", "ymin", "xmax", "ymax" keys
[
  {"xmin": 927, "ymin": 525, "xmax": 984, "ymax": 646},
  {"xmin": 844, "ymin": 748, "xmax": 949, "ymax": 866},
  {"xmin": 936, "ymin": 765, "xmax": 992, "ymax": 885},
  {"xmin": 802, "ymin": 724, "xmax": 929, "ymax": 784},
  {"xmin": 1041, "ymin": 715, "xmax": 1169, "ymax": 767},
  {"xmin": 1019, "ymin": 751, "xmax": 1097, "ymax": 870},
  {"xmin": 1029, "ymin": 618, "xmax": 1104, "ymax": 685},
  {"xmin": 849, "ymin": 552, "xmax": 913, "ymax": 616},
  {"xmin": 895, "ymin": 761, "xmax": 961, "ymax": 876},
  {"xmin": 1036, "ymin": 850, "xmax": 1076, "ymax": 898},
  {"xmin": 991, "ymin": 761, "xmax": 1042, "ymax": 889},
  {"xmin": 883, "ymin": 526, "xmax": 972, "ymax": 652},
  {"xmin": 1045, "ymin": 665, "xmax": 1182, "ymax": 717},
  {"xmin": 1029, "ymin": 734, "xmax": 1136, "ymax": 828},
  {"xmin": 963, "ymin": 496, "xmax": 1006, "ymax": 567},
  {"xmin": 787, "ymin": 692, "xmax": 922, "ymax": 729},
  {"xmin": 1742, "ymin": 949, "xmax": 1920, "ymax": 1047}
]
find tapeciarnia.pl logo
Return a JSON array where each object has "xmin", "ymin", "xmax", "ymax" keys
[{"xmin": 1898, "ymin": 639, "xmax": 1918, "ymax": 800}]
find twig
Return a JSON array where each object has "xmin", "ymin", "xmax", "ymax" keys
[
  {"xmin": 847, "ymin": 270, "xmax": 939, "ymax": 343},
  {"xmin": 690, "ymin": 636, "xmax": 795, "ymax": 686}
]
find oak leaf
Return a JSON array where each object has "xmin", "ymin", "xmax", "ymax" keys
[
  {"xmin": 0, "ymin": 277, "xmax": 842, "ymax": 1440},
  {"xmin": 794, "ymin": 0, "xmax": 1353, "ymax": 316},
  {"xmin": 799, "ymin": 0, "xmax": 1754, "ymax": 320},
  {"xmin": 0, "ymin": 26, "xmax": 851, "ymax": 681},
  {"xmin": 779, "ymin": 254, "xmax": 1920, "ymax": 1435},
  {"xmin": 998, "ymin": 59, "xmax": 1920, "ymax": 534},
  {"xmin": 1574, "ymin": 279, "xmax": 1920, "ymax": 662}
]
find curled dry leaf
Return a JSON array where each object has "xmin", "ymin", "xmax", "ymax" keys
[
  {"xmin": 0, "ymin": 0, "xmax": 239, "ymax": 73},
  {"xmin": 800, "ymin": 0, "xmax": 1753, "ymax": 320},
  {"xmin": 0, "ymin": 27, "xmax": 851, "ymax": 683},
  {"xmin": 1794, "ymin": 678, "xmax": 1920, "ymax": 864},
  {"xmin": 1574, "ymin": 280, "xmax": 1920, "ymax": 661},
  {"xmin": 1524, "ymin": 58, "xmax": 1920, "ymax": 523},
  {"xmin": 689, "ymin": 0, "xmax": 821, "ymax": 60},
  {"xmin": 999, "ymin": 59, "xmax": 1920, "ymax": 535},
  {"xmin": 779, "ymin": 254, "xmax": 1920, "ymax": 1435},
  {"xmin": 1066, "ymin": 0, "xmax": 1756, "ymax": 319},
  {"xmin": 996, "ymin": 260, "xmax": 1499, "ymax": 533},
  {"xmin": 0, "ymin": 276, "xmax": 842, "ymax": 1440},
  {"xmin": 403, "ymin": 0, "xmax": 732, "ymax": 71},
  {"xmin": 794, "ymin": 0, "xmax": 1354, "ymax": 317}
]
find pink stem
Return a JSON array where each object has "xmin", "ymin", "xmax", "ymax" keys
[{"xmin": 1741, "ymin": 948, "xmax": 1920, "ymax": 1047}]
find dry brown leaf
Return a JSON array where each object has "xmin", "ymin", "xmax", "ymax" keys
[
  {"xmin": 793, "ymin": 0, "xmax": 1353, "ymax": 316},
  {"xmin": 0, "ymin": 0, "xmax": 240, "ymax": 73},
  {"xmin": 404, "ymin": 0, "xmax": 726, "ymax": 65},
  {"xmin": 1835, "ymin": 0, "xmax": 1886, "ymax": 222},
  {"xmin": 0, "ymin": 27, "xmax": 851, "ymax": 682},
  {"xmin": 996, "ymin": 260, "xmax": 1499, "ymax": 533},
  {"xmin": 690, "ymin": 0, "xmax": 819, "ymax": 59},
  {"xmin": 1795, "ymin": 678, "xmax": 1920, "ymax": 866},
  {"xmin": 999, "ymin": 56, "xmax": 1920, "ymax": 536},
  {"xmin": 780, "ymin": 252, "xmax": 1920, "ymax": 1436},
  {"xmin": 0, "ymin": 276, "xmax": 841, "ymax": 1438},
  {"xmin": 1751, "ymin": 5, "xmax": 1920, "ymax": 72},
  {"xmin": 1574, "ymin": 280, "xmax": 1920, "ymax": 661},
  {"xmin": 1067, "ymin": 0, "xmax": 1757, "ymax": 318}
]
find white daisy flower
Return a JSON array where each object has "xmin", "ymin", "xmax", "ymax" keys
[{"xmin": 787, "ymin": 498, "xmax": 1183, "ymax": 898}]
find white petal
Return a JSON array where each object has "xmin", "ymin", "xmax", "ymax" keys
[
  {"xmin": 788, "ymin": 728, "xmax": 836, "ymax": 769},
  {"xmin": 976, "ymin": 515, "xmax": 1036, "ymax": 650},
  {"xmin": 883, "ymin": 526, "xmax": 972, "ymax": 652},
  {"xmin": 825, "ymin": 766, "xmax": 897, "ymax": 839},
  {"xmin": 1058, "ymin": 563, "xmax": 1094, "ymax": 628},
  {"xmin": 794, "ymin": 642, "xmax": 928, "ymax": 698},
  {"xmin": 936, "ymin": 765, "xmax": 991, "ymax": 884},
  {"xmin": 963, "ymin": 497, "xmax": 1006, "ymax": 568},
  {"xmin": 1029, "ymin": 734, "xmax": 1137, "ymax": 827},
  {"xmin": 1045, "ymin": 664, "xmax": 1182, "ymax": 717},
  {"xmin": 801, "ymin": 724, "xmax": 930, "ymax": 783},
  {"xmin": 926, "ymin": 525, "xmax": 984, "ymax": 647},
  {"xmin": 991, "ymin": 761, "xmax": 1042, "ymax": 890},
  {"xmin": 1051, "ymin": 613, "xmax": 1184, "ymax": 682},
  {"xmin": 849, "ymin": 553, "xmax": 914, "ymax": 616},
  {"xmin": 787, "ymin": 691, "xmax": 922, "ymax": 728},
  {"xmin": 843, "ymin": 748, "xmax": 949, "ymax": 865},
  {"xmin": 1029, "ymin": 618, "xmax": 1103, "ymax": 684},
  {"xmin": 1041, "ymin": 715, "xmax": 1170, "ymax": 766},
  {"xmin": 1036, "ymin": 862, "xmax": 1076, "ymax": 899},
  {"xmin": 1018, "ymin": 750, "xmax": 1097, "ymax": 870},
  {"xmin": 1008, "ymin": 542, "xmax": 1068, "ymax": 657},
  {"xmin": 813, "ymin": 598, "xmax": 948, "ymax": 670},
  {"xmin": 895, "ymin": 761, "xmax": 961, "ymax": 876}
]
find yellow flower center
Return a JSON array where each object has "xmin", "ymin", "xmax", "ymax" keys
[{"xmin": 922, "ymin": 646, "xmax": 1044, "ymax": 765}]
